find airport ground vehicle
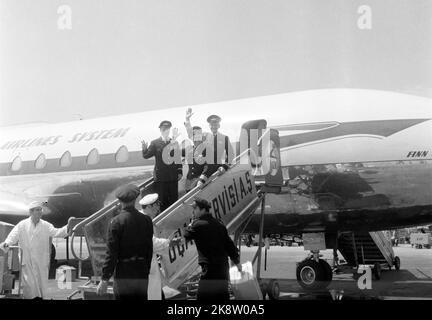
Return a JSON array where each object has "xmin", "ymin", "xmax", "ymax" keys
[
  {"xmin": 0, "ymin": 246, "xmax": 23, "ymax": 299},
  {"xmin": 410, "ymin": 232, "xmax": 432, "ymax": 249}
]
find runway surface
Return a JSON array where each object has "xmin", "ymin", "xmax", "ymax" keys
[{"xmin": 45, "ymin": 241, "xmax": 432, "ymax": 300}]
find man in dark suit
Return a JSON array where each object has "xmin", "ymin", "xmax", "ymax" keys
[
  {"xmin": 97, "ymin": 184, "xmax": 154, "ymax": 300},
  {"xmin": 184, "ymin": 197, "xmax": 242, "ymax": 301},
  {"xmin": 142, "ymin": 120, "xmax": 183, "ymax": 212}
]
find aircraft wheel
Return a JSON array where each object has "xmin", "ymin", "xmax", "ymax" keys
[
  {"xmin": 394, "ymin": 256, "xmax": 401, "ymax": 271},
  {"xmin": 373, "ymin": 262, "xmax": 381, "ymax": 280},
  {"xmin": 267, "ymin": 280, "xmax": 280, "ymax": 300},
  {"xmin": 296, "ymin": 259, "xmax": 326, "ymax": 291}
]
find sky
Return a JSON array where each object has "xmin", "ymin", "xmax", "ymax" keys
[{"xmin": 0, "ymin": 0, "xmax": 431, "ymax": 126}]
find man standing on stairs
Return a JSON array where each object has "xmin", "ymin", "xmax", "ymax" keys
[
  {"xmin": 142, "ymin": 120, "xmax": 183, "ymax": 212},
  {"xmin": 183, "ymin": 108, "xmax": 207, "ymax": 192},
  {"xmin": 184, "ymin": 197, "xmax": 242, "ymax": 301},
  {"xmin": 183, "ymin": 112, "xmax": 234, "ymax": 187},
  {"xmin": 198, "ymin": 114, "xmax": 234, "ymax": 186}
]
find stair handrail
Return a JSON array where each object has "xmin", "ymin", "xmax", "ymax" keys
[
  {"xmin": 71, "ymin": 146, "xmax": 255, "ymax": 261},
  {"xmin": 70, "ymin": 176, "xmax": 154, "ymax": 260},
  {"xmin": 72, "ymin": 177, "xmax": 154, "ymax": 235}
]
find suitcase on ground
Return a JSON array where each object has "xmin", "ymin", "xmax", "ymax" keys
[{"xmin": 229, "ymin": 261, "xmax": 263, "ymax": 300}]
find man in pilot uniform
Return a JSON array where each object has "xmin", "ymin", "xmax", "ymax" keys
[
  {"xmin": 197, "ymin": 115, "xmax": 234, "ymax": 186},
  {"xmin": 184, "ymin": 197, "xmax": 242, "ymax": 301},
  {"xmin": 142, "ymin": 120, "xmax": 183, "ymax": 212},
  {"xmin": 183, "ymin": 108, "xmax": 206, "ymax": 192},
  {"xmin": 97, "ymin": 184, "xmax": 154, "ymax": 300}
]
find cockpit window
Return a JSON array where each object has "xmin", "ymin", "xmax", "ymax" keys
[
  {"xmin": 35, "ymin": 153, "xmax": 47, "ymax": 169},
  {"xmin": 87, "ymin": 148, "xmax": 100, "ymax": 165},
  {"xmin": 115, "ymin": 145, "xmax": 129, "ymax": 163},
  {"xmin": 11, "ymin": 156, "xmax": 22, "ymax": 171},
  {"xmin": 60, "ymin": 151, "xmax": 72, "ymax": 167}
]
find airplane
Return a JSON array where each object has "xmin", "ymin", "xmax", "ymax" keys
[{"xmin": 1, "ymin": 88, "xmax": 431, "ymax": 291}]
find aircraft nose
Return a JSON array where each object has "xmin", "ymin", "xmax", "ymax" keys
[{"xmin": 0, "ymin": 199, "xmax": 30, "ymax": 216}]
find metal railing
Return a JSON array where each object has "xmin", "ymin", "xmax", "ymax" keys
[
  {"xmin": 70, "ymin": 177, "xmax": 155, "ymax": 261},
  {"xmin": 70, "ymin": 146, "xmax": 258, "ymax": 277}
]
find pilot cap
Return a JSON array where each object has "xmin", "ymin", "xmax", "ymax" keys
[
  {"xmin": 159, "ymin": 120, "xmax": 172, "ymax": 128},
  {"xmin": 207, "ymin": 115, "xmax": 221, "ymax": 123},
  {"xmin": 139, "ymin": 193, "xmax": 158, "ymax": 206},
  {"xmin": 28, "ymin": 201, "xmax": 47, "ymax": 210},
  {"xmin": 192, "ymin": 197, "xmax": 211, "ymax": 210},
  {"xmin": 115, "ymin": 184, "xmax": 140, "ymax": 202}
]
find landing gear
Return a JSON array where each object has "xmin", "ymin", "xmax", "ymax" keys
[
  {"xmin": 266, "ymin": 280, "xmax": 280, "ymax": 300},
  {"xmin": 373, "ymin": 262, "xmax": 381, "ymax": 280},
  {"xmin": 296, "ymin": 258, "xmax": 332, "ymax": 291}
]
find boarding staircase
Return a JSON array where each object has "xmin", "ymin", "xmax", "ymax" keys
[
  {"xmin": 337, "ymin": 231, "xmax": 396, "ymax": 276},
  {"xmin": 70, "ymin": 148, "xmax": 265, "ymax": 299}
]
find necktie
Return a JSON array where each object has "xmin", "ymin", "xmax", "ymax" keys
[{"xmin": 214, "ymin": 134, "xmax": 217, "ymax": 165}]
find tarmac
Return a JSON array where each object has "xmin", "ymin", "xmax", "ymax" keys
[{"xmin": 42, "ymin": 241, "xmax": 432, "ymax": 300}]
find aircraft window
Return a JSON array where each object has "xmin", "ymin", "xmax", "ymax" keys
[
  {"xmin": 11, "ymin": 156, "xmax": 22, "ymax": 171},
  {"xmin": 60, "ymin": 151, "xmax": 72, "ymax": 167},
  {"xmin": 87, "ymin": 148, "xmax": 100, "ymax": 165},
  {"xmin": 35, "ymin": 153, "xmax": 47, "ymax": 169},
  {"xmin": 115, "ymin": 145, "xmax": 129, "ymax": 163}
]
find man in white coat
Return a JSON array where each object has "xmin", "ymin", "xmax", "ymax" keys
[
  {"xmin": 0, "ymin": 201, "xmax": 72, "ymax": 299},
  {"xmin": 139, "ymin": 193, "xmax": 178, "ymax": 300}
]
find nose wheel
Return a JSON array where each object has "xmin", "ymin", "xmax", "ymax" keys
[
  {"xmin": 260, "ymin": 279, "xmax": 281, "ymax": 300},
  {"xmin": 296, "ymin": 259, "xmax": 333, "ymax": 291}
]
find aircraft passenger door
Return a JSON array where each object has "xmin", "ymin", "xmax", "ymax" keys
[
  {"xmin": 262, "ymin": 129, "xmax": 283, "ymax": 188},
  {"xmin": 239, "ymin": 120, "xmax": 283, "ymax": 189}
]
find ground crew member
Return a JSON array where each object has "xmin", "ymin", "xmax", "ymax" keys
[
  {"xmin": 183, "ymin": 108, "xmax": 206, "ymax": 191},
  {"xmin": 139, "ymin": 193, "xmax": 180, "ymax": 300},
  {"xmin": 0, "ymin": 201, "xmax": 73, "ymax": 299},
  {"xmin": 183, "ymin": 197, "xmax": 242, "ymax": 301},
  {"xmin": 142, "ymin": 120, "xmax": 183, "ymax": 211},
  {"xmin": 198, "ymin": 115, "xmax": 234, "ymax": 186},
  {"xmin": 97, "ymin": 184, "xmax": 154, "ymax": 300}
]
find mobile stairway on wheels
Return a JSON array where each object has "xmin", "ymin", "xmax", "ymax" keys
[{"xmin": 336, "ymin": 231, "xmax": 400, "ymax": 280}]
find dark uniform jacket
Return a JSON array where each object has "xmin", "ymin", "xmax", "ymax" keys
[
  {"xmin": 142, "ymin": 137, "xmax": 182, "ymax": 182},
  {"xmin": 183, "ymin": 213, "xmax": 240, "ymax": 266},
  {"xmin": 201, "ymin": 132, "xmax": 234, "ymax": 179},
  {"xmin": 182, "ymin": 142, "xmax": 206, "ymax": 180},
  {"xmin": 102, "ymin": 206, "xmax": 154, "ymax": 281}
]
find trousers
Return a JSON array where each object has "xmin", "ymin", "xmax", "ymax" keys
[
  {"xmin": 197, "ymin": 263, "xmax": 230, "ymax": 301},
  {"xmin": 113, "ymin": 278, "xmax": 149, "ymax": 300},
  {"xmin": 155, "ymin": 181, "xmax": 178, "ymax": 212}
]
